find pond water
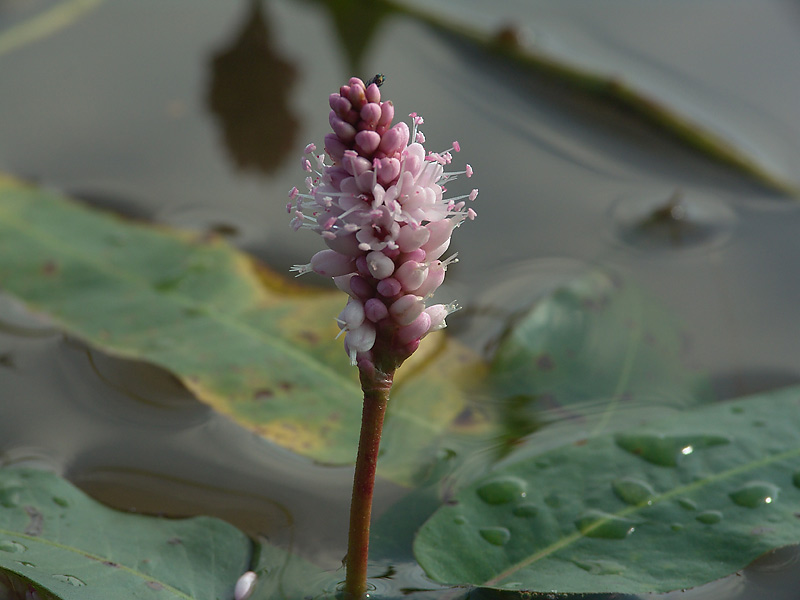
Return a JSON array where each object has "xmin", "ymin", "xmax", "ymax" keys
[{"xmin": 0, "ymin": 1, "xmax": 799, "ymax": 598}]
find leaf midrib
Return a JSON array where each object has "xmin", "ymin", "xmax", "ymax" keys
[
  {"xmin": 484, "ymin": 440, "xmax": 800, "ymax": 586},
  {"xmin": 0, "ymin": 527, "xmax": 194, "ymax": 600}
]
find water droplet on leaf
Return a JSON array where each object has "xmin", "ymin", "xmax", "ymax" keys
[
  {"xmin": 729, "ymin": 481, "xmax": 779, "ymax": 508},
  {"xmin": 696, "ymin": 510, "xmax": 723, "ymax": 524},
  {"xmin": 572, "ymin": 558, "xmax": 626, "ymax": 575},
  {"xmin": 453, "ymin": 515, "xmax": 468, "ymax": 525},
  {"xmin": 614, "ymin": 433, "xmax": 730, "ymax": 466},
  {"xmin": 52, "ymin": 496, "xmax": 70, "ymax": 508},
  {"xmin": 612, "ymin": 477, "xmax": 655, "ymax": 505},
  {"xmin": 0, "ymin": 486, "xmax": 22, "ymax": 507},
  {"xmin": 671, "ymin": 523, "xmax": 684, "ymax": 531},
  {"xmin": 0, "ymin": 541, "xmax": 26, "ymax": 553},
  {"xmin": 476, "ymin": 477, "xmax": 527, "ymax": 505},
  {"xmin": 677, "ymin": 497, "xmax": 697, "ymax": 511},
  {"xmin": 512, "ymin": 503, "xmax": 539, "ymax": 518},
  {"xmin": 575, "ymin": 510, "xmax": 636, "ymax": 539},
  {"xmin": 52, "ymin": 575, "xmax": 86, "ymax": 587},
  {"xmin": 479, "ymin": 527, "xmax": 511, "ymax": 546}
]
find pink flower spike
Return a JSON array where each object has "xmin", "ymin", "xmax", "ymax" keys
[
  {"xmin": 288, "ymin": 77, "xmax": 476, "ymax": 368},
  {"xmin": 287, "ymin": 77, "xmax": 479, "ymax": 600}
]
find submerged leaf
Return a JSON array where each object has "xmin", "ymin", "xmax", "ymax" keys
[
  {"xmin": 488, "ymin": 270, "xmax": 713, "ymax": 452},
  {"xmin": 0, "ymin": 176, "xmax": 477, "ymax": 479},
  {"xmin": 414, "ymin": 384, "xmax": 800, "ymax": 594},
  {"xmin": 0, "ymin": 468, "xmax": 251, "ymax": 600}
]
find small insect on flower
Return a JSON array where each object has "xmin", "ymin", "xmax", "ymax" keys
[{"xmin": 367, "ymin": 73, "xmax": 385, "ymax": 87}]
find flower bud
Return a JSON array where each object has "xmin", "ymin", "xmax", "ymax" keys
[
  {"xmin": 366, "ymin": 251, "xmax": 395, "ymax": 280},
  {"xmin": 337, "ymin": 298, "xmax": 365, "ymax": 332},
  {"xmin": 376, "ymin": 277, "xmax": 402, "ymax": 298},
  {"xmin": 414, "ymin": 260, "xmax": 446, "ymax": 297},
  {"xmin": 360, "ymin": 103, "xmax": 381, "ymax": 126},
  {"xmin": 310, "ymin": 249, "xmax": 356, "ymax": 277},
  {"xmin": 395, "ymin": 224, "xmax": 430, "ymax": 252},
  {"xmin": 355, "ymin": 130, "xmax": 381, "ymax": 155},
  {"xmin": 397, "ymin": 311, "xmax": 432, "ymax": 345},
  {"xmin": 394, "ymin": 260, "xmax": 428, "ymax": 292},
  {"xmin": 378, "ymin": 122, "xmax": 409, "ymax": 155},
  {"xmin": 389, "ymin": 294, "xmax": 424, "ymax": 326},
  {"xmin": 378, "ymin": 101, "xmax": 394, "ymax": 127},
  {"xmin": 345, "ymin": 323, "xmax": 376, "ymax": 365},
  {"xmin": 330, "ymin": 114, "xmax": 356, "ymax": 142},
  {"xmin": 364, "ymin": 297, "xmax": 389, "ymax": 322}
]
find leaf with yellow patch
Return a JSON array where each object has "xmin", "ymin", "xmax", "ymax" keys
[{"xmin": 0, "ymin": 176, "xmax": 480, "ymax": 483}]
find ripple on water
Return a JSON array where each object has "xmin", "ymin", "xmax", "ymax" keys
[{"xmin": 609, "ymin": 189, "xmax": 736, "ymax": 254}]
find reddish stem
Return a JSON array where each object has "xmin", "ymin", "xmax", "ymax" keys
[{"xmin": 344, "ymin": 365, "xmax": 395, "ymax": 599}]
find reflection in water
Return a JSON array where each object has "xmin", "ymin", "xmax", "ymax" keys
[
  {"xmin": 312, "ymin": 0, "xmax": 393, "ymax": 74},
  {"xmin": 207, "ymin": 0, "xmax": 298, "ymax": 176}
]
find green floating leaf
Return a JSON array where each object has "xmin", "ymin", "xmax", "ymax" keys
[
  {"xmin": 414, "ymin": 384, "xmax": 800, "ymax": 594},
  {"xmin": 488, "ymin": 270, "xmax": 712, "ymax": 448},
  {"xmin": 0, "ymin": 468, "xmax": 251, "ymax": 600},
  {"xmin": 248, "ymin": 540, "xmax": 341, "ymax": 600},
  {"xmin": 0, "ymin": 176, "xmax": 476, "ymax": 478},
  {"xmin": 389, "ymin": 0, "xmax": 798, "ymax": 196}
]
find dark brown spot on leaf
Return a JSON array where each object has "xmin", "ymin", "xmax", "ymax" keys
[
  {"xmin": 299, "ymin": 330, "xmax": 321, "ymax": 344},
  {"xmin": 453, "ymin": 407, "xmax": 477, "ymax": 427},
  {"xmin": 254, "ymin": 388, "xmax": 274, "ymax": 400},
  {"xmin": 536, "ymin": 353, "xmax": 555, "ymax": 371},
  {"xmin": 41, "ymin": 260, "xmax": 57, "ymax": 275}
]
